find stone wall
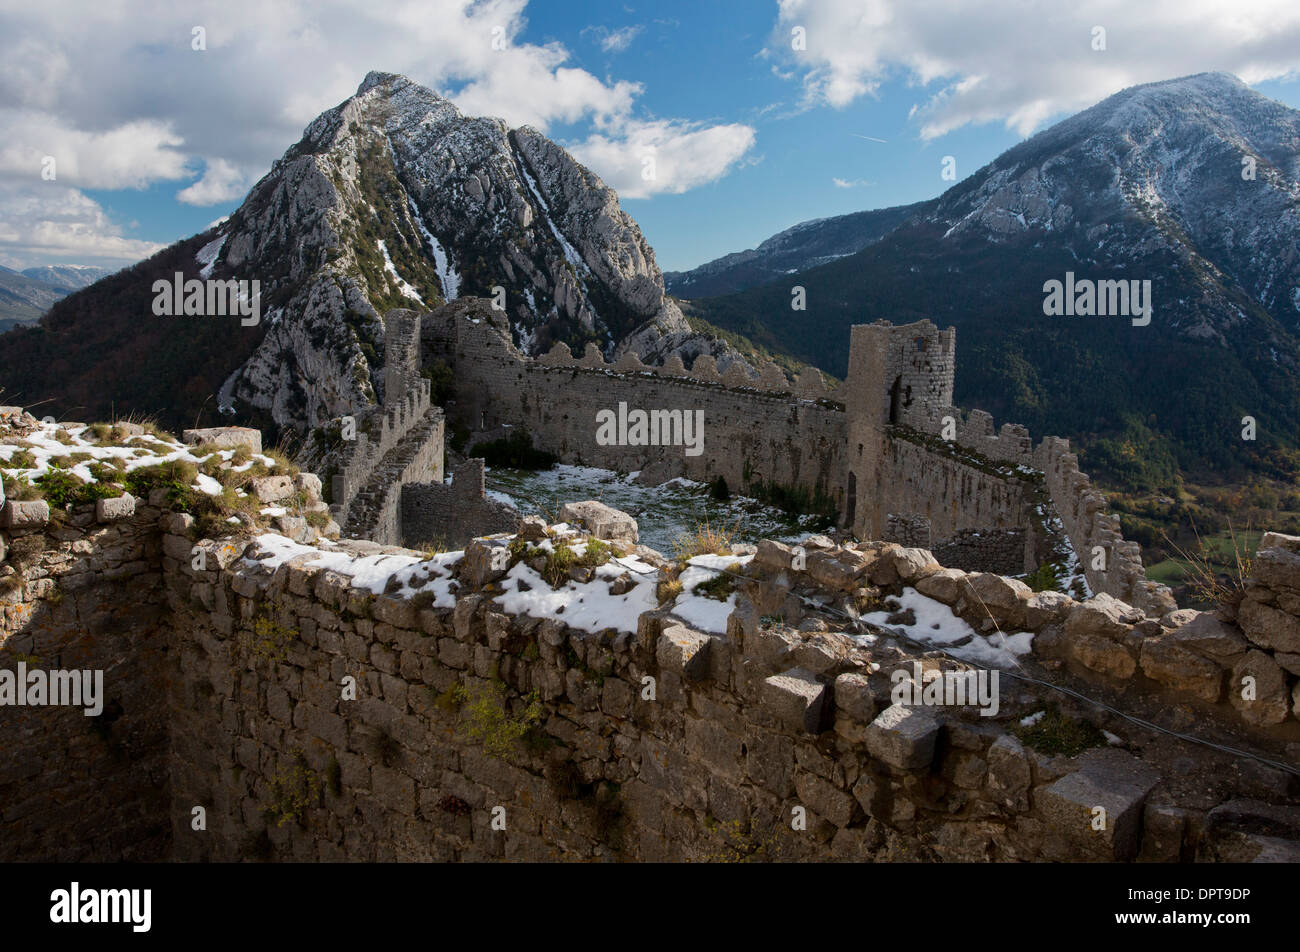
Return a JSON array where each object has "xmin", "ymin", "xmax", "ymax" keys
[
  {"xmin": 402, "ymin": 459, "xmax": 518, "ymax": 548},
  {"xmin": 416, "ymin": 304, "xmax": 1161, "ymax": 605},
  {"xmin": 0, "ymin": 497, "xmax": 171, "ymax": 862},
  {"xmin": 153, "ymin": 529, "xmax": 1298, "ymax": 862},
  {"xmin": 1033, "ymin": 531, "xmax": 1300, "ymax": 732},
  {"xmin": 874, "ymin": 433, "xmax": 1036, "ymax": 558},
  {"xmin": 423, "ymin": 303, "xmax": 1160, "ymax": 609},
  {"xmin": 932, "ymin": 529, "xmax": 1028, "ymax": 577},
  {"xmin": 846, "ymin": 319, "xmax": 1169, "ymax": 615},
  {"xmin": 423, "ymin": 301, "xmax": 847, "ymax": 506},
  {"xmin": 4, "ymin": 482, "xmax": 1298, "ymax": 862}
]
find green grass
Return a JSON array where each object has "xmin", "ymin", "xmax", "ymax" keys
[
  {"xmin": 1145, "ymin": 529, "xmax": 1263, "ymax": 587},
  {"xmin": 1013, "ymin": 705, "xmax": 1106, "ymax": 757}
]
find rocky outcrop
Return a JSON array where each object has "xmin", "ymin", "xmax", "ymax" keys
[{"xmin": 208, "ymin": 71, "xmax": 724, "ymax": 435}]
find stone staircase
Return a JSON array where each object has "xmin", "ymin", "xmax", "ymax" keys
[{"xmin": 341, "ymin": 406, "xmax": 442, "ymax": 541}]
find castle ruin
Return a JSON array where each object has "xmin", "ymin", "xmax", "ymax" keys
[{"xmin": 334, "ymin": 298, "xmax": 1169, "ymax": 617}]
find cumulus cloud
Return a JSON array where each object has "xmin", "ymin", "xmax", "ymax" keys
[
  {"xmin": 773, "ymin": 0, "xmax": 1300, "ymax": 138},
  {"xmin": 570, "ymin": 119, "xmax": 757, "ymax": 199},
  {"xmin": 0, "ymin": 183, "xmax": 166, "ymax": 268},
  {"xmin": 177, "ymin": 159, "xmax": 250, "ymax": 206},
  {"xmin": 0, "ymin": 112, "xmax": 188, "ymax": 189},
  {"xmin": 832, "ymin": 177, "xmax": 873, "ymax": 188},
  {"xmin": 0, "ymin": 0, "xmax": 756, "ymax": 266}
]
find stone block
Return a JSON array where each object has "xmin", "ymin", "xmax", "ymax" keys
[
  {"xmin": 754, "ymin": 538, "xmax": 795, "ymax": 571},
  {"xmin": 1025, "ymin": 590, "xmax": 1073, "ymax": 629},
  {"xmin": 1139, "ymin": 636, "xmax": 1223, "ymax": 702},
  {"xmin": 1, "ymin": 500, "xmax": 49, "ymax": 529},
  {"xmin": 1252, "ymin": 542, "xmax": 1300, "ymax": 592},
  {"xmin": 458, "ymin": 540, "xmax": 511, "ymax": 589},
  {"xmin": 558, "ymin": 500, "xmax": 638, "ymax": 544},
  {"xmin": 1065, "ymin": 593, "xmax": 1142, "ymax": 641},
  {"xmin": 1069, "ymin": 631, "xmax": 1136, "ymax": 679},
  {"xmin": 249, "ymin": 475, "xmax": 295, "ymax": 503},
  {"xmin": 794, "ymin": 772, "xmax": 859, "ymax": 828},
  {"xmin": 915, "ymin": 567, "xmax": 967, "ymax": 605},
  {"xmin": 1037, "ymin": 749, "xmax": 1161, "ymax": 861},
  {"xmin": 760, "ymin": 667, "xmax": 827, "ymax": 733},
  {"xmin": 656, "ymin": 625, "xmax": 711, "ymax": 680},
  {"xmin": 864, "ymin": 703, "xmax": 939, "ymax": 770},
  {"xmin": 986, "ymin": 734, "xmax": 1032, "ymax": 811},
  {"xmin": 832, "ymin": 671, "xmax": 878, "ymax": 723},
  {"xmin": 806, "ymin": 549, "xmax": 870, "ymax": 592},
  {"xmin": 1237, "ymin": 599, "xmax": 1300, "ymax": 654},
  {"xmin": 182, "ymin": 426, "xmax": 262, "ymax": 454},
  {"xmin": 372, "ymin": 594, "xmax": 416, "ymax": 629},
  {"xmin": 1229, "ymin": 650, "xmax": 1291, "ymax": 726},
  {"xmin": 94, "ymin": 493, "xmax": 135, "ymax": 523},
  {"xmin": 1171, "ymin": 611, "xmax": 1249, "ymax": 658}
]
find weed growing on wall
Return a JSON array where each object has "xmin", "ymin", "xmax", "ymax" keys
[
  {"xmin": 460, "ymin": 681, "xmax": 544, "ymax": 759},
  {"xmin": 249, "ymin": 612, "xmax": 300, "ymax": 663},
  {"xmin": 263, "ymin": 753, "xmax": 323, "ymax": 828}
]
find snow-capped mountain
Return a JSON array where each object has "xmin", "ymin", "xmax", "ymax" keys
[
  {"xmin": 688, "ymin": 72, "xmax": 1300, "ymax": 486},
  {"xmin": 217, "ymin": 70, "xmax": 729, "ymax": 427},
  {"xmin": 927, "ymin": 71, "xmax": 1300, "ymax": 343}
]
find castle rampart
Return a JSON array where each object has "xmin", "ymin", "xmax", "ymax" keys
[{"xmin": 412, "ymin": 302, "xmax": 1168, "ymax": 613}]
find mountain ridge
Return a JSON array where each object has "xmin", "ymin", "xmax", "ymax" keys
[{"xmin": 688, "ymin": 72, "xmax": 1300, "ymax": 489}]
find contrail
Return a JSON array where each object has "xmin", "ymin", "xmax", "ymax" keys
[{"xmin": 849, "ymin": 133, "xmax": 887, "ymax": 143}]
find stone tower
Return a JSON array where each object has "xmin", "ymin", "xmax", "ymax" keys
[{"xmin": 842, "ymin": 319, "xmax": 955, "ymax": 538}]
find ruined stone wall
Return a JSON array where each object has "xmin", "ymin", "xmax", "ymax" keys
[
  {"xmin": 856, "ymin": 319, "xmax": 1168, "ymax": 615},
  {"xmin": 932, "ymin": 529, "xmax": 1029, "ymax": 577},
  {"xmin": 417, "ymin": 304, "xmax": 1164, "ymax": 610},
  {"xmin": 0, "ymin": 498, "xmax": 171, "ymax": 862},
  {"xmin": 151, "ymin": 531, "xmax": 1298, "ymax": 863},
  {"xmin": 402, "ymin": 459, "xmax": 518, "ymax": 548},
  {"xmin": 874, "ymin": 434, "xmax": 1038, "ymax": 572},
  {"xmin": 424, "ymin": 303, "xmax": 848, "ymax": 504},
  {"xmin": 360, "ymin": 418, "xmax": 444, "ymax": 548},
  {"xmin": 3, "ymin": 486, "xmax": 1298, "ymax": 863}
]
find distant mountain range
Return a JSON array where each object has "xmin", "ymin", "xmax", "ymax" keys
[
  {"xmin": 0, "ymin": 265, "xmax": 110, "ymax": 332},
  {"xmin": 684, "ymin": 72, "xmax": 1300, "ymax": 489},
  {"xmin": 665, "ymin": 204, "xmax": 921, "ymax": 298},
  {"xmin": 3, "ymin": 71, "xmax": 1298, "ymax": 492}
]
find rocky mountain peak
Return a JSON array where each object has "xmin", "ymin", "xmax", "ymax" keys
[{"xmin": 9, "ymin": 70, "xmax": 727, "ymax": 438}]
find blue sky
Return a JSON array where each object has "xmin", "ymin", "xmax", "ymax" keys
[{"xmin": 5, "ymin": 1, "xmax": 1300, "ymax": 273}]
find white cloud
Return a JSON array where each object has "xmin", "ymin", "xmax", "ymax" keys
[
  {"xmin": 177, "ymin": 159, "xmax": 250, "ymax": 206},
  {"xmin": 0, "ymin": 112, "xmax": 188, "ymax": 189},
  {"xmin": 773, "ymin": 0, "xmax": 1300, "ymax": 138},
  {"xmin": 582, "ymin": 25, "xmax": 644, "ymax": 53},
  {"xmin": 0, "ymin": 182, "xmax": 166, "ymax": 268},
  {"xmin": 570, "ymin": 119, "xmax": 757, "ymax": 199},
  {"xmin": 832, "ymin": 177, "xmax": 873, "ymax": 188}
]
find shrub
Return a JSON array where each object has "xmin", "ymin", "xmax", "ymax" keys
[
  {"xmin": 263, "ymin": 754, "xmax": 323, "ymax": 828},
  {"xmin": 693, "ymin": 564, "xmax": 740, "ymax": 601},
  {"xmin": 34, "ymin": 470, "xmax": 122, "ymax": 508},
  {"xmin": 656, "ymin": 578, "xmax": 683, "ymax": 605},
  {"xmin": 672, "ymin": 520, "xmax": 736, "ymax": 560}
]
